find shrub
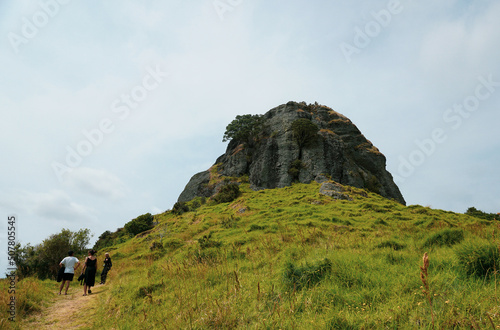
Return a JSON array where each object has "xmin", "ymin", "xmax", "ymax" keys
[
  {"xmin": 248, "ymin": 224, "xmax": 266, "ymax": 231},
  {"xmin": 282, "ymin": 258, "xmax": 332, "ymax": 290},
  {"xmin": 213, "ymin": 183, "xmax": 240, "ymax": 204},
  {"xmin": 124, "ymin": 213, "xmax": 154, "ymax": 236},
  {"xmin": 149, "ymin": 241, "xmax": 163, "ymax": 251},
  {"xmin": 198, "ymin": 233, "xmax": 222, "ymax": 249},
  {"xmin": 220, "ymin": 215, "xmax": 238, "ymax": 229},
  {"xmin": 193, "ymin": 247, "xmax": 221, "ymax": 264},
  {"xmin": 465, "ymin": 207, "xmax": 498, "ymax": 220},
  {"xmin": 172, "ymin": 202, "xmax": 189, "ymax": 215},
  {"xmin": 288, "ymin": 159, "xmax": 304, "ymax": 181},
  {"xmin": 136, "ymin": 283, "xmax": 164, "ymax": 298},
  {"xmin": 455, "ymin": 241, "xmax": 500, "ymax": 278},
  {"xmin": 163, "ymin": 238, "xmax": 184, "ymax": 250},
  {"xmin": 423, "ymin": 228, "xmax": 464, "ymax": 248},
  {"xmin": 377, "ymin": 240, "xmax": 406, "ymax": 251}
]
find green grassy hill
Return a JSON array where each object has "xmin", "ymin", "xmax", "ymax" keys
[{"xmin": 8, "ymin": 180, "xmax": 500, "ymax": 329}]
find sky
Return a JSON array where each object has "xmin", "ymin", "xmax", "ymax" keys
[{"xmin": 1, "ymin": 0, "xmax": 499, "ymax": 276}]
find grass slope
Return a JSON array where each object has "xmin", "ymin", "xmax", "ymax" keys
[{"xmin": 10, "ymin": 181, "xmax": 500, "ymax": 329}]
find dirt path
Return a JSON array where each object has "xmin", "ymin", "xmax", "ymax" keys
[{"xmin": 23, "ymin": 284, "xmax": 106, "ymax": 329}]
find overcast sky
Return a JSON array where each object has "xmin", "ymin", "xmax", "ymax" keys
[{"xmin": 1, "ymin": 0, "xmax": 499, "ymax": 276}]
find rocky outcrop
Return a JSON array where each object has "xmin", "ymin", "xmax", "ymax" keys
[{"xmin": 178, "ymin": 101, "xmax": 405, "ymax": 205}]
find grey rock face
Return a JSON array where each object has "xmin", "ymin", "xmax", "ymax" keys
[
  {"xmin": 178, "ymin": 101, "xmax": 405, "ymax": 205},
  {"xmin": 177, "ymin": 170, "xmax": 211, "ymax": 203}
]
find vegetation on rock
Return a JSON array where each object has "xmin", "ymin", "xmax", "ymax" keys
[{"xmin": 222, "ymin": 114, "xmax": 264, "ymax": 146}]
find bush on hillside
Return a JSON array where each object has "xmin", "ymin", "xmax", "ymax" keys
[
  {"xmin": 465, "ymin": 207, "xmax": 498, "ymax": 220},
  {"xmin": 172, "ymin": 201, "xmax": 189, "ymax": 215},
  {"xmin": 213, "ymin": 183, "xmax": 240, "ymax": 204},
  {"xmin": 198, "ymin": 233, "xmax": 222, "ymax": 249},
  {"xmin": 93, "ymin": 227, "xmax": 131, "ymax": 250},
  {"xmin": 124, "ymin": 213, "xmax": 154, "ymax": 236},
  {"xmin": 422, "ymin": 228, "xmax": 464, "ymax": 248},
  {"xmin": 282, "ymin": 258, "xmax": 332, "ymax": 290},
  {"xmin": 376, "ymin": 240, "xmax": 406, "ymax": 251},
  {"xmin": 455, "ymin": 241, "xmax": 500, "ymax": 278}
]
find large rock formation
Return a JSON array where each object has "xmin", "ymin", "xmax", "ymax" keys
[{"xmin": 178, "ymin": 101, "xmax": 405, "ymax": 204}]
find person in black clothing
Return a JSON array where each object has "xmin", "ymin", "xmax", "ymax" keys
[
  {"xmin": 100, "ymin": 252, "xmax": 112, "ymax": 285},
  {"xmin": 81, "ymin": 249, "xmax": 97, "ymax": 296}
]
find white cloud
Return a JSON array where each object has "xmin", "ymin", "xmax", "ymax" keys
[
  {"xmin": 0, "ymin": 190, "xmax": 96, "ymax": 224},
  {"xmin": 63, "ymin": 167, "xmax": 129, "ymax": 201}
]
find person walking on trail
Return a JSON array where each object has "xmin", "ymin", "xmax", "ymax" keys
[
  {"xmin": 81, "ymin": 249, "xmax": 97, "ymax": 296},
  {"xmin": 100, "ymin": 252, "xmax": 112, "ymax": 285},
  {"xmin": 58, "ymin": 251, "xmax": 80, "ymax": 295}
]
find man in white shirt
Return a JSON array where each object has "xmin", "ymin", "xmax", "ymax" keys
[{"xmin": 58, "ymin": 250, "xmax": 80, "ymax": 295}]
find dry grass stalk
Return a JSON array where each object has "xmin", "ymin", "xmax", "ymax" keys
[
  {"xmin": 234, "ymin": 270, "xmax": 241, "ymax": 291},
  {"xmin": 486, "ymin": 312, "xmax": 496, "ymax": 329},
  {"xmin": 420, "ymin": 252, "xmax": 435, "ymax": 327}
]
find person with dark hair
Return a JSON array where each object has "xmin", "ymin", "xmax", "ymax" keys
[
  {"xmin": 81, "ymin": 249, "xmax": 97, "ymax": 296},
  {"xmin": 58, "ymin": 250, "xmax": 80, "ymax": 295},
  {"xmin": 100, "ymin": 252, "xmax": 112, "ymax": 285}
]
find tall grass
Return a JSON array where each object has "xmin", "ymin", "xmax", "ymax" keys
[
  {"xmin": 16, "ymin": 182, "xmax": 500, "ymax": 328},
  {"xmin": 0, "ymin": 277, "xmax": 55, "ymax": 329}
]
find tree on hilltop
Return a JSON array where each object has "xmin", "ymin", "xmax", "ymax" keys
[{"xmin": 222, "ymin": 114, "xmax": 264, "ymax": 147}]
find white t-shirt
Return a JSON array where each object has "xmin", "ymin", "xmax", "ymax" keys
[{"xmin": 60, "ymin": 256, "xmax": 79, "ymax": 274}]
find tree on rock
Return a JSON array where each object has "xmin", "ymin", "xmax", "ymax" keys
[
  {"xmin": 291, "ymin": 118, "xmax": 319, "ymax": 158},
  {"xmin": 222, "ymin": 114, "xmax": 264, "ymax": 147}
]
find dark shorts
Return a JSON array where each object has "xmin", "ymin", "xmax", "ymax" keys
[{"xmin": 62, "ymin": 273, "xmax": 74, "ymax": 281}]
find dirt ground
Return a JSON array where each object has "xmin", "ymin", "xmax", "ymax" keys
[{"xmin": 23, "ymin": 283, "xmax": 106, "ymax": 329}]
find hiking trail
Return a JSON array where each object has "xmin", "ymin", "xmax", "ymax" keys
[{"xmin": 23, "ymin": 283, "xmax": 106, "ymax": 329}]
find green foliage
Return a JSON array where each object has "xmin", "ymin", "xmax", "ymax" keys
[
  {"xmin": 12, "ymin": 228, "xmax": 92, "ymax": 279},
  {"xmin": 288, "ymin": 159, "xmax": 304, "ymax": 181},
  {"xmin": 136, "ymin": 283, "xmax": 164, "ymax": 298},
  {"xmin": 172, "ymin": 201, "xmax": 189, "ymax": 215},
  {"xmin": 124, "ymin": 213, "xmax": 154, "ymax": 236},
  {"xmin": 222, "ymin": 114, "xmax": 264, "ymax": 144},
  {"xmin": 213, "ymin": 183, "xmax": 240, "ymax": 204},
  {"xmin": 248, "ymin": 224, "xmax": 266, "ymax": 231},
  {"xmin": 282, "ymin": 258, "xmax": 332, "ymax": 290},
  {"xmin": 198, "ymin": 232, "xmax": 222, "ymax": 249},
  {"xmin": 220, "ymin": 215, "xmax": 238, "ymax": 229},
  {"xmin": 290, "ymin": 118, "xmax": 319, "ymax": 150},
  {"xmin": 376, "ymin": 239, "xmax": 406, "ymax": 251},
  {"xmin": 423, "ymin": 228, "xmax": 464, "ymax": 248},
  {"xmin": 162, "ymin": 238, "xmax": 184, "ymax": 250},
  {"xmin": 455, "ymin": 241, "xmax": 500, "ymax": 278},
  {"xmin": 365, "ymin": 175, "xmax": 382, "ymax": 194},
  {"xmin": 465, "ymin": 206, "xmax": 498, "ymax": 220},
  {"xmin": 93, "ymin": 227, "xmax": 131, "ymax": 250}
]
